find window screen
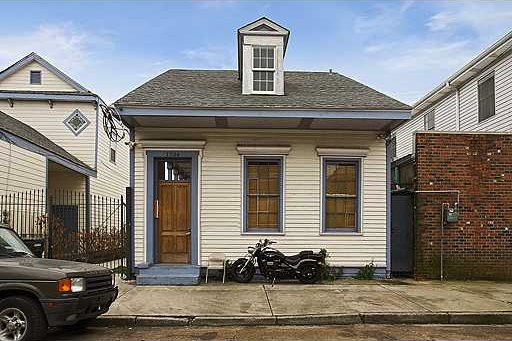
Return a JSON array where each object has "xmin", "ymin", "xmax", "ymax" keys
[{"xmin": 424, "ymin": 110, "xmax": 435, "ymax": 130}]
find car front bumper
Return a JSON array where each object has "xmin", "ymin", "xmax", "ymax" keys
[{"xmin": 41, "ymin": 286, "xmax": 118, "ymax": 327}]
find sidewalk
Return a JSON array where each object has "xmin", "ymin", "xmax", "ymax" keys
[{"xmin": 100, "ymin": 279, "xmax": 512, "ymax": 326}]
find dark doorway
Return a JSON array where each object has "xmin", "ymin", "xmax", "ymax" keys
[{"xmin": 391, "ymin": 192, "xmax": 414, "ymax": 276}]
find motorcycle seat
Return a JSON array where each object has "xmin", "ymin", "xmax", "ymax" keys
[{"xmin": 284, "ymin": 251, "xmax": 320, "ymax": 264}]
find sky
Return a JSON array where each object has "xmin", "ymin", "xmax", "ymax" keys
[{"xmin": 0, "ymin": 0, "xmax": 511, "ymax": 105}]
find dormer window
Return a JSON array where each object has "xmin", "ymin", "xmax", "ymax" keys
[
  {"xmin": 238, "ymin": 18, "xmax": 289, "ymax": 95},
  {"xmin": 30, "ymin": 70, "xmax": 41, "ymax": 84},
  {"xmin": 253, "ymin": 46, "xmax": 275, "ymax": 92}
]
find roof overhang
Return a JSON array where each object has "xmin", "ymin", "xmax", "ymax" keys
[
  {"xmin": 0, "ymin": 92, "xmax": 97, "ymax": 103},
  {"xmin": 0, "ymin": 129, "xmax": 96, "ymax": 177},
  {"xmin": 413, "ymin": 30, "xmax": 512, "ymax": 115},
  {"xmin": 118, "ymin": 107, "xmax": 410, "ymax": 132}
]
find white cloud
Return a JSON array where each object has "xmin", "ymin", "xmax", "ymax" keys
[
  {"xmin": 353, "ymin": 0, "xmax": 413, "ymax": 35},
  {"xmin": 426, "ymin": 2, "xmax": 512, "ymax": 37},
  {"xmin": 181, "ymin": 46, "xmax": 235, "ymax": 69},
  {"xmin": 0, "ymin": 23, "xmax": 112, "ymax": 74}
]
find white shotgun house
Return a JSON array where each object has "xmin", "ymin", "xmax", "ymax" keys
[
  {"xmin": 391, "ymin": 30, "xmax": 512, "ymax": 188},
  {"xmin": 0, "ymin": 53, "xmax": 130, "ymax": 199},
  {"xmin": 116, "ymin": 17, "xmax": 411, "ymax": 284}
]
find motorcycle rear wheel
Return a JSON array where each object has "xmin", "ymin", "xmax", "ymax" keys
[
  {"xmin": 297, "ymin": 262, "xmax": 322, "ymax": 284},
  {"xmin": 231, "ymin": 258, "xmax": 256, "ymax": 283}
]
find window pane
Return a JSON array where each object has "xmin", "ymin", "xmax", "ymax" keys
[
  {"xmin": 30, "ymin": 71, "xmax": 41, "ymax": 84},
  {"xmin": 246, "ymin": 159, "xmax": 281, "ymax": 230},
  {"xmin": 324, "ymin": 161, "xmax": 359, "ymax": 230},
  {"xmin": 254, "ymin": 58, "xmax": 261, "ymax": 68},
  {"xmin": 478, "ymin": 75, "xmax": 495, "ymax": 122},
  {"xmin": 253, "ymin": 48, "xmax": 260, "ymax": 58}
]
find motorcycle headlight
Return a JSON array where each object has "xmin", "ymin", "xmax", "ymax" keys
[{"xmin": 248, "ymin": 247, "xmax": 255, "ymax": 254}]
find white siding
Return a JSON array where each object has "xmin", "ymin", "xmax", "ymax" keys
[
  {"xmin": 0, "ymin": 101, "xmax": 97, "ymax": 168},
  {"xmin": 393, "ymin": 51, "xmax": 512, "ymax": 157},
  {"xmin": 459, "ymin": 52, "xmax": 512, "ymax": 131},
  {"xmin": 133, "ymin": 128, "xmax": 387, "ymax": 268},
  {"xmin": 89, "ymin": 115, "xmax": 130, "ymax": 198},
  {"xmin": 393, "ymin": 114, "xmax": 423, "ymax": 159},
  {"xmin": 0, "ymin": 139, "xmax": 46, "ymax": 195},
  {"xmin": 0, "ymin": 61, "xmax": 76, "ymax": 92}
]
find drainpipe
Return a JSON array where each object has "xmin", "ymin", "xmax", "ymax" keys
[
  {"xmin": 455, "ymin": 88, "xmax": 460, "ymax": 131},
  {"xmin": 385, "ymin": 136, "xmax": 392, "ymax": 278}
]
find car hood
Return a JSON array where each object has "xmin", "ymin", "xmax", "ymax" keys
[{"xmin": 0, "ymin": 257, "xmax": 111, "ymax": 280}]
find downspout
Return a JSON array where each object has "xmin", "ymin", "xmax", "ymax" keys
[
  {"xmin": 385, "ymin": 135, "xmax": 392, "ymax": 278},
  {"xmin": 128, "ymin": 126, "xmax": 135, "ymax": 278},
  {"xmin": 455, "ymin": 88, "xmax": 460, "ymax": 131}
]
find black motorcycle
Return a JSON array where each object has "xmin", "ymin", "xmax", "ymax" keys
[{"xmin": 230, "ymin": 239, "xmax": 325, "ymax": 284}]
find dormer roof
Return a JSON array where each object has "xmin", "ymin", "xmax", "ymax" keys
[{"xmin": 237, "ymin": 17, "xmax": 290, "ymax": 80}]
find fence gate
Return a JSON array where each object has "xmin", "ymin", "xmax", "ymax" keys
[
  {"xmin": 0, "ymin": 189, "xmax": 131, "ymax": 278},
  {"xmin": 391, "ymin": 191, "xmax": 414, "ymax": 276}
]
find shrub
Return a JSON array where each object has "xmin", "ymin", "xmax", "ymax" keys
[
  {"xmin": 355, "ymin": 260, "xmax": 376, "ymax": 280},
  {"xmin": 319, "ymin": 248, "xmax": 340, "ymax": 281}
]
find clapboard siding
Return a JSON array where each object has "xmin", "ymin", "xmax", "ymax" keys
[
  {"xmin": 393, "ymin": 51, "xmax": 512, "ymax": 157},
  {"xmin": 394, "ymin": 113, "xmax": 423, "ymax": 159},
  {"xmin": 0, "ymin": 61, "xmax": 76, "ymax": 92},
  {"xmin": 459, "ymin": 52, "xmax": 512, "ymax": 131},
  {"xmin": 89, "ymin": 103, "xmax": 130, "ymax": 198},
  {"xmin": 133, "ymin": 128, "xmax": 387, "ymax": 267},
  {"xmin": 0, "ymin": 100, "xmax": 97, "ymax": 168},
  {"xmin": 0, "ymin": 139, "xmax": 46, "ymax": 195}
]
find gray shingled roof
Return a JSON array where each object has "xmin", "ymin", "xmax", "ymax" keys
[
  {"xmin": 0, "ymin": 110, "xmax": 92, "ymax": 171},
  {"xmin": 115, "ymin": 70, "xmax": 410, "ymax": 111}
]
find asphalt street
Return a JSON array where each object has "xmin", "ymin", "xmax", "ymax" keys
[{"xmin": 46, "ymin": 324, "xmax": 512, "ymax": 341}]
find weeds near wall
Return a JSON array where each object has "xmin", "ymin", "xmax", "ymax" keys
[{"xmin": 355, "ymin": 260, "xmax": 376, "ymax": 280}]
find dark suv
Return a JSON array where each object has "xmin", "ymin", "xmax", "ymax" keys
[{"xmin": 0, "ymin": 224, "xmax": 118, "ymax": 341}]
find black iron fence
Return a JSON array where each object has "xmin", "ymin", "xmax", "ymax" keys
[{"xmin": 0, "ymin": 189, "xmax": 129, "ymax": 277}]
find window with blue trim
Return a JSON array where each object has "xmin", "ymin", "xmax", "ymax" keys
[
  {"xmin": 323, "ymin": 159, "xmax": 360, "ymax": 233},
  {"xmin": 244, "ymin": 157, "xmax": 282, "ymax": 233}
]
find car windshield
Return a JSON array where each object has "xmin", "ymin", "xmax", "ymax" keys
[{"xmin": 0, "ymin": 228, "xmax": 33, "ymax": 257}]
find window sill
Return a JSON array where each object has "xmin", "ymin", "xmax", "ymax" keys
[
  {"xmin": 241, "ymin": 231, "xmax": 285, "ymax": 236},
  {"xmin": 320, "ymin": 231, "xmax": 362, "ymax": 236}
]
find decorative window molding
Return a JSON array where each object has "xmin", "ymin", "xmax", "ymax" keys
[
  {"xmin": 64, "ymin": 109, "xmax": 90, "ymax": 136},
  {"xmin": 237, "ymin": 145, "xmax": 291, "ymax": 155},
  {"xmin": 320, "ymin": 156, "xmax": 363, "ymax": 235},
  {"xmin": 316, "ymin": 147, "xmax": 369, "ymax": 157},
  {"xmin": 241, "ymin": 155, "xmax": 285, "ymax": 235},
  {"xmin": 137, "ymin": 140, "xmax": 206, "ymax": 149}
]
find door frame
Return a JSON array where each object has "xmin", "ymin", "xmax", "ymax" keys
[{"xmin": 145, "ymin": 150, "xmax": 199, "ymax": 265}]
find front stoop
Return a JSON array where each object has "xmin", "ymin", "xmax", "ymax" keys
[{"xmin": 136, "ymin": 265, "xmax": 200, "ymax": 285}]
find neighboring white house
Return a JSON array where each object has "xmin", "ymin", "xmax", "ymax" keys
[
  {"xmin": 392, "ymin": 30, "xmax": 512, "ymax": 162},
  {"xmin": 115, "ymin": 17, "xmax": 411, "ymax": 284},
  {"xmin": 0, "ymin": 52, "xmax": 129, "ymax": 198}
]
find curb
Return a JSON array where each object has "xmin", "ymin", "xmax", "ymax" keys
[{"xmin": 94, "ymin": 312, "xmax": 512, "ymax": 327}]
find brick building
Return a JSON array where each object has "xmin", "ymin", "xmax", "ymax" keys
[{"xmin": 413, "ymin": 132, "xmax": 512, "ymax": 280}]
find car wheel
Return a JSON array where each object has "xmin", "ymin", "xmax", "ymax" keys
[{"xmin": 0, "ymin": 296, "xmax": 47, "ymax": 341}]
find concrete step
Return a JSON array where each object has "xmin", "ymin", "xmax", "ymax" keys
[
  {"xmin": 136, "ymin": 274, "xmax": 200, "ymax": 286},
  {"xmin": 139, "ymin": 265, "xmax": 200, "ymax": 276}
]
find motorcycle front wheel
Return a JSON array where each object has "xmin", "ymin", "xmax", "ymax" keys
[
  {"xmin": 297, "ymin": 262, "xmax": 322, "ymax": 284},
  {"xmin": 231, "ymin": 258, "xmax": 256, "ymax": 283}
]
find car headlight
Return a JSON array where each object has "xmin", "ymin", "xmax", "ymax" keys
[{"xmin": 58, "ymin": 277, "xmax": 85, "ymax": 292}]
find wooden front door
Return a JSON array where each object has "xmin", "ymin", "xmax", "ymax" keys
[{"xmin": 157, "ymin": 182, "xmax": 191, "ymax": 263}]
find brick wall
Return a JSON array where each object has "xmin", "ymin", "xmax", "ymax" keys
[{"xmin": 415, "ymin": 132, "xmax": 512, "ymax": 280}]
